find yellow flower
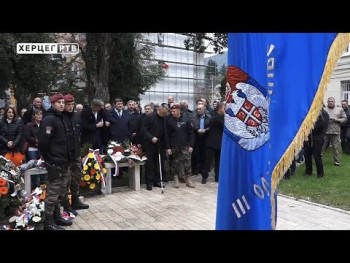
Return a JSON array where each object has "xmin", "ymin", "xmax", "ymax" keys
[
  {"xmin": 103, "ymin": 168, "xmax": 107, "ymax": 174},
  {"xmin": 89, "ymin": 183, "xmax": 96, "ymax": 189},
  {"xmin": 83, "ymin": 165, "xmax": 88, "ymax": 171},
  {"xmin": 84, "ymin": 175, "xmax": 90, "ymax": 181},
  {"xmin": 94, "ymin": 163, "xmax": 99, "ymax": 170},
  {"xmin": 88, "ymin": 153, "xmax": 94, "ymax": 159},
  {"xmin": 88, "ymin": 163, "xmax": 92, "ymax": 166},
  {"xmin": 96, "ymin": 174, "xmax": 101, "ymax": 180}
]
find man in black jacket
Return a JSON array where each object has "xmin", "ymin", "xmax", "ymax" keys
[
  {"xmin": 143, "ymin": 104, "xmax": 168, "ymax": 190},
  {"xmin": 61, "ymin": 94, "xmax": 89, "ymax": 217},
  {"xmin": 166, "ymin": 104, "xmax": 195, "ymax": 188},
  {"xmin": 38, "ymin": 93, "xmax": 72, "ymax": 230},
  {"xmin": 80, "ymin": 99, "xmax": 107, "ymax": 152},
  {"xmin": 304, "ymin": 107, "xmax": 329, "ymax": 178},
  {"xmin": 201, "ymin": 102, "xmax": 225, "ymax": 183}
]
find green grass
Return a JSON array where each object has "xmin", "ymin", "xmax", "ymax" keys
[{"xmin": 278, "ymin": 149, "xmax": 350, "ymax": 211}]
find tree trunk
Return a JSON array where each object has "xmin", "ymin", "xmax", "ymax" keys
[{"xmin": 94, "ymin": 33, "xmax": 112, "ymax": 103}]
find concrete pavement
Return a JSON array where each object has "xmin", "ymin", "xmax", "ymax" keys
[{"xmin": 65, "ymin": 174, "xmax": 350, "ymax": 230}]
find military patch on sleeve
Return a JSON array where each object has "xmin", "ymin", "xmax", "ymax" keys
[{"xmin": 45, "ymin": 126, "xmax": 52, "ymax": 134}]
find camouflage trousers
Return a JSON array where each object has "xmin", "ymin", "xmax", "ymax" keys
[
  {"xmin": 45, "ymin": 166, "xmax": 70, "ymax": 216},
  {"xmin": 61, "ymin": 161, "xmax": 82, "ymax": 206},
  {"xmin": 170, "ymin": 147, "xmax": 192, "ymax": 180}
]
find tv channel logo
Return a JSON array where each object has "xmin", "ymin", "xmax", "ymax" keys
[{"xmin": 17, "ymin": 43, "xmax": 79, "ymax": 54}]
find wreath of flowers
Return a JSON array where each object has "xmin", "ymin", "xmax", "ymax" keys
[
  {"xmin": 106, "ymin": 140, "xmax": 147, "ymax": 162},
  {"xmin": 80, "ymin": 150, "xmax": 107, "ymax": 190},
  {"xmin": 0, "ymin": 156, "xmax": 21, "ymax": 214}
]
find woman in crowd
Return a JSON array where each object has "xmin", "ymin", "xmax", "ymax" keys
[{"xmin": 0, "ymin": 107, "xmax": 24, "ymax": 157}]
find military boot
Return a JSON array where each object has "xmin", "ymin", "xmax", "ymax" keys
[
  {"xmin": 62, "ymin": 198, "xmax": 78, "ymax": 216},
  {"xmin": 44, "ymin": 214, "xmax": 65, "ymax": 230},
  {"xmin": 64, "ymin": 206, "xmax": 78, "ymax": 216},
  {"xmin": 53, "ymin": 205, "xmax": 72, "ymax": 226},
  {"xmin": 71, "ymin": 196, "xmax": 89, "ymax": 210},
  {"xmin": 174, "ymin": 176, "xmax": 180, "ymax": 188},
  {"xmin": 186, "ymin": 177, "xmax": 195, "ymax": 188}
]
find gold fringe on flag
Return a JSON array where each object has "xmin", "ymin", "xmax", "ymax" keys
[{"xmin": 271, "ymin": 33, "xmax": 350, "ymax": 230}]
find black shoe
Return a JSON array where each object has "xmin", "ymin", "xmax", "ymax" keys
[
  {"xmin": 334, "ymin": 162, "xmax": 340, "ymax": 166},
  {"xmin": 317, "ymin": 174, "xmax": 324, "ymax": 178},
  {"xmin": 146, "ymin": 184, "xmax": 152, "ymax": 191},
  {"xmin": 201, "ymin": 178, "xmax": 207, "ymax": 184},
  {"xmin": 71, "ymin": 198, "xmax": 89, "ymax": 210},
  {"xmin": 44, "ymin": 215, "xmax": 65, "ymax": 230},
  {"xmin": 64, "ymin": 206, "xmax": 78, "ymax": 216},
  {"xmin": 44, "ymin": 223, "xmax": 65, "ymax": 230},
  {"xmin": 304, "ymin": 172, "xmax": 312, "ymax": 176},
  {"xmin": 54, "ymin": 216, "xmax": 72, "ymax": 226}
]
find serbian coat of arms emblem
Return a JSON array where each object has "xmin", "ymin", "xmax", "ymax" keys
[{"xmin": 225, "ymin": 66, "xmax": 270, "ymax": 151}]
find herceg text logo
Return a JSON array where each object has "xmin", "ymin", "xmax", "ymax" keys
[{"xmin": 17, "ymin": 43, "xmax": 79, "ymax": 54}]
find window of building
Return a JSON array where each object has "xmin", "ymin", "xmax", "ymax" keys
[
  {"xmin": 341, "ymin": 80, "xmax": 350, "ymax": 101},
  {"xmin": 157, "ymin": 33, "xmax": 164, "ymax": 45}
]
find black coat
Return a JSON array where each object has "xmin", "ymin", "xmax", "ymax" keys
[
  {"xmin": 205, "ymin": 112, "xmax": 224, "ymax": 150},
  {"xmin": 38, "ymin": 108, "xmax": 69, "ymax": 166},
  {"xmin": 80, "ymin": 107, "xmax": 107, "ymax": 150},
  {"xmin": 166, "ymin": 113, "xmax": 194, "ymax": 149},
  {"xmin": 135, "ymin": 113, "xmax": 146, "ymax": 146},
  {"xmin": 310, "ymin": 108, "xmax": 329, "ymax": 142},
  {"xmin": 63, "ymin": 111, "xmax": 81, "ymax": 162},
  {"xmin": 143, "ymin": 112, "xmax": 167, "ymax": 153},
  {"xmin": 24, "ymin": 121, "xmax": 40, "ymax": 149},
  {"xmin": 0, "ymin": 119, "xmax": 24, "ymax": 155}
]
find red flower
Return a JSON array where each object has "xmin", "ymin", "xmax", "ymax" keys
[
  {"xmin": 0, "ymin": 186, "xmax": 8, "ymax": 195},
  {"xmin": 90, "ymin": 169, "xmax": 96, "ymax": 175},
  {"xmin": 0, "ymin": 178, "xmax": 6, "ymax": 187},
  {"xmin": 161, "ymin": 63, "xmax": 169, "ymax": 70},
  {"xmin": 80, "ymin": 181, "xmax": 87, "ymax": 187}
]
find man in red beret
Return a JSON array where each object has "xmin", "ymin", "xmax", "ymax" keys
[
  {"xmin": 38, "ymin": 93, "xmax": 72, "ymax": 230},
  {"xmin": 61, "ymin": 94, "xmax": 89, "ymax": 216},
  {"xmin": 166, "ymin": 103, "xmax": 195, "ymax": 188}
]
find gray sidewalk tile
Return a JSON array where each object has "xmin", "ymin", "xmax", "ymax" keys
[{"xmin": 64, "ymin": 175, "xmax": 350, "ymax": 230}]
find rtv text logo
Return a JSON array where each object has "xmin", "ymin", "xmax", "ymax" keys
[{"xmin": 17, "ymin": 43, "xmax": 79, "ymax": 54}]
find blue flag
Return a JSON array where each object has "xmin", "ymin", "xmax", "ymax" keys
[{"xmin": 216, "ymin": 33, "xmax": 350, "ymax": 230}]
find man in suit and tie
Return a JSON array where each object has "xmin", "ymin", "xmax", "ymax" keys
[{"xmin": 108, "ymin": 98, "xmax": 132, "ymax": 143}]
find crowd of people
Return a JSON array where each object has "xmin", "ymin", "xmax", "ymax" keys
[
  {"xmin": 4, "ymin": 93, "xmax": 348, "ymax": 230},
  {"xmin": 285, "ymin": 97, "xmax": 350, "ymax": 179},
  {"xmin": 0, "ymin": 94, "xmax": 225, "ymax": 230}
]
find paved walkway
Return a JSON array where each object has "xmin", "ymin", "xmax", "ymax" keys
[{"xmin": 65, "ymin": 174, "xmax": 350, "ymax": 230}]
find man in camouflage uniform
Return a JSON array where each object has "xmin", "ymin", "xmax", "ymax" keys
[
  {"xmin": 61, "ymin": 94, "xmax": 89, "ymax": 217},
  {"xmin": 322, "ymin": 97, "xmax": 347, "ymax": 166},
  {"xmin": 166, "ymin": 104, "xmax": 195, "ymax": 188},
  {"xmin": 38, "ymin": 93, "xmax": 72, "ymax": 230}
]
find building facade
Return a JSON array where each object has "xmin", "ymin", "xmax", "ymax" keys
[
  {"xmin": 325, "ymin": 43, "xmax": 350, "ymax": 105},
  {"xmin": 140, "ymin": 33, "xmax": 205, "ymax": 110}
]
